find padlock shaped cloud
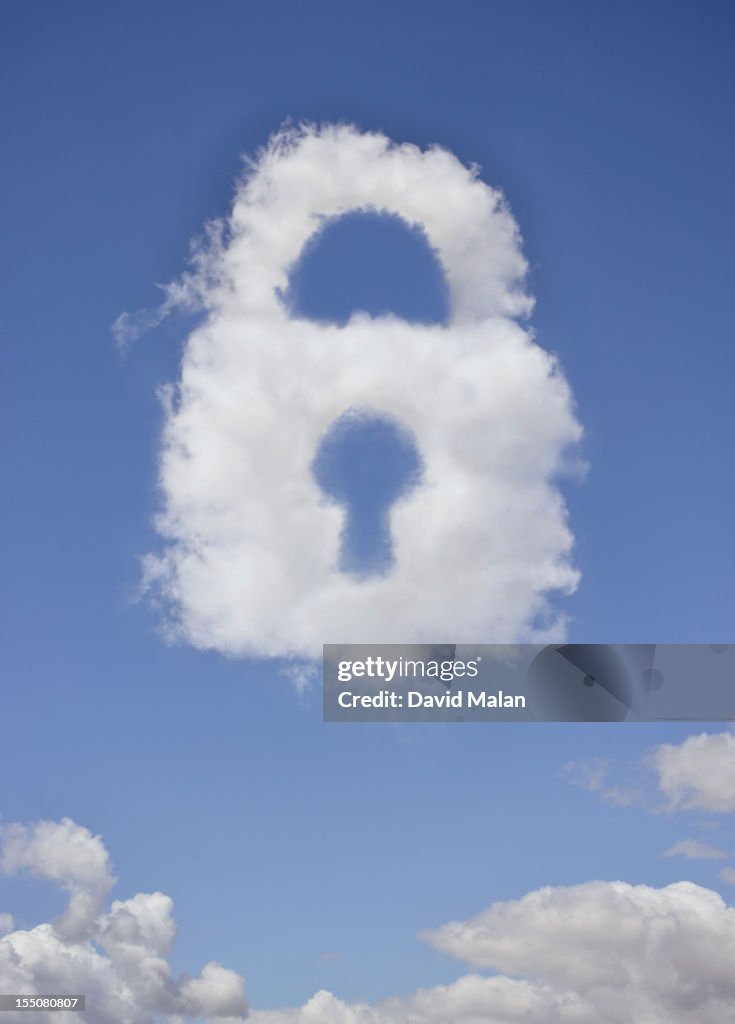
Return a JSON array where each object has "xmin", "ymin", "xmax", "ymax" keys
[{"xmin": 142, "ymin": 124, "xmax": 582, "ymax": 659}]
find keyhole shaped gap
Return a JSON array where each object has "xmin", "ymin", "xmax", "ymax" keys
[{"xmin": 312, "ymin": 410, "xmax": 423, "ymax": 578}]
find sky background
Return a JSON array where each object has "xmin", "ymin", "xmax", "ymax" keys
[{"xmin": 1, "ymin": 0, "xmax": 734, "ymax": 1013}]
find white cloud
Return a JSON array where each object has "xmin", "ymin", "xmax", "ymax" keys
[
  {"xmin": 560, "ymin": 756, "xmax": 639, "ymax": 806},
  {"xmin": 5, "ymin": 818, "xmax": 735, "ymax": 1023},
  {"xmin": 563, "ymin": 731, "xmax": 735, "ymax": 819},
  {"xmin": 251, "ymin": 881, "xmax": 735, "ymax": 1024},
  {"xmin": 279, "ymin": 661, "xmax": 319, "ymax": 695},
  {"xmin": 113, "ymin": 221, "xmax": 228, "ymax": 355},
  {"xmin": 420, "ymin": 880, "xmax": 735, "ymax": 1022},
  {"xmin": 651, "ymin": 731, "xmax": 735, "ymax": 813},
  {"xmin": 664, "ymin": 838, "xmax": 726, "ymax": 861},
  {"xmin": 128, "ymin": 123, "xmax": 582, "ymax": 659},
  {"xmin": 719, "ymin": 867, "xmax": 735, "ymax": 885},
  {"xmin": 1, "ymin": 818, "xmax": 115, "ymax": 941},
  {"xmin": 249, "ymin": 978, "xmax": 583, "ymax": 1024},
  {"xmin": 0, "ymin": 818, "xmax": 248, "ymax": 1024}
]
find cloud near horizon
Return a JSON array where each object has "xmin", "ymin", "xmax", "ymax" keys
[
  {"xmin": 0, "ymin": 819, "xmax": 248, "ymax": 1024},
  {"xmin": 5, "ymin": 815, "xmax": 735, "ymax": 1023},
  {"xmin": 123, "ymin": 123, "xmax": 582, "ymax": 659},
  {"xmin": 250, "ymin": 880, "xmax": 735, "ymax": 1024}
]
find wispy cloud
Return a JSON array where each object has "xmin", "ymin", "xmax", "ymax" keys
[
  {"xmin": 560, "ymin": 757, "xmax": 640, "ymax": 807},
  {"xmin": 563, "ymin": 731, "xmax": 735, "ymax": 897},
  {"xmin": 664, "ymin": 838, "xmax": 726, "ymax": 861},
  {"xmin": 279, "ymin": 661, "xmax": 319, "ymax": 696},
  {"xmin": 563, "ymin": 730, "xmax": 735, "ymax": 818},
  {"xmin": 112, "ymin": 220, "xmax": 227, "ymax": 355}
]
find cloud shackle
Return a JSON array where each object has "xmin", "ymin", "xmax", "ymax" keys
[{"xmin": 138, "ymin": 123, "xmax": 582, "ymax": 658}]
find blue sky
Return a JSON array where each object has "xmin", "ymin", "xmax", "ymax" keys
[{"xmin": 1, "ymin": 1, "xmax": 734, "ymax": 1018}]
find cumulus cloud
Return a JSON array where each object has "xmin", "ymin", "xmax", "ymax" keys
[
  {"xmin": 419, "ymin": 880, "xmax": 735, "ymax": 1022},
  {"xmin": 0, "ymin": 818, "xmax": 248, "ymax": 1024},
  {"xmin": 1, "ymin": 818, "xmax": 115, "ymax": 941},
  {"xmin": 249, "ymin": 881, "xmax": 735, "ymax": 1024},
  {"xmin": 127, "ymin": 122, "xmax": 582, "ymax": 659},
  {"xmin": 6, "ymin": 818, "xmax": 735, "ymax": 1023},
  {"xmin": 248, "ymin": 978, "xmax": 584, "ymax": 1024},
  {"xmin": 651, "ymin": 731, "xmax": 735, "ymax": 813},
  {"xmin": 664, "ymin": 838, "xmax": 726, "ymax": 861}
]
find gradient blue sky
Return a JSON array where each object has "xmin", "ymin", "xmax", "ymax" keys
[{"xmin": 1, "ymin": 0, "xmax": 734, "ymax": 1011}]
